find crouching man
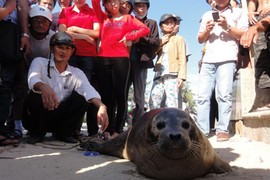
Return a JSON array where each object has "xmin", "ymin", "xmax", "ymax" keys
[{"xmin": 22, "ymin": 32, "xmax": 108, "ymax": 144}]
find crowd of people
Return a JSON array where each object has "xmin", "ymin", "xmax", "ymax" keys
[{"xmin": 0, "ymin": 0, "xmax": 270, "ymax": 147}]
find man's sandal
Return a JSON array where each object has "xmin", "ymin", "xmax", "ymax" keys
[{"xmin": 11, "ymin": 129, "xmax": 23, "ymax": 139}]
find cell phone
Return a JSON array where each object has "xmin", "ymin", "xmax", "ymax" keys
[{"xmin": 212, "ymin": 11, "xmax": 219, "ymax": 22}]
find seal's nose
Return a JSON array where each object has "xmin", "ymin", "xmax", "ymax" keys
[{"xmin": 169, "ymin": 133, "xmax": 181, "ymax": 141}]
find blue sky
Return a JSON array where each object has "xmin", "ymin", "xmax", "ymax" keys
[{"xmin": 53, "ymin": 0, "xmax": 211, "ymax": 92}]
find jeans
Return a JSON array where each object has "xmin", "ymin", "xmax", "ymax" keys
[{"xmin": 196, "ymin": 61, "xmax": 236, "ymax": 135}]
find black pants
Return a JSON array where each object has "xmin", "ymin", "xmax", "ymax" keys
[
  {"xmin": 252, "ymin": 32, "xmax": 270, "ymax": 108},
  {"xmin": 22, "ymin": 91, "xmax": 87, "ymax": 137},
  {"xmin": 94, "ymin": 57, "xmax": 130, "ymax": 134},
  {"xmin": 126, "ymin": 60, "xmax": 147, "ymax": 124},
  {"xmin": 0, "ymin": 63, "xmax": 19, "ymax": 129},
  {"xmin": 68, "ymin": 55, "xmax": 97, "ymax": 136}
]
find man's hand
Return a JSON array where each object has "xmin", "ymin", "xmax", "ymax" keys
[
  {"xmin": 177, "ymin": 79, "xmax": 184, "ymax": 89},
  {"xmin": 20, "ymin": 36, "xmax": 31, "ymax": 55},
  {"xmin": 218, "ymin": 14, "xmax": 229, "ymax": 31},
  {"xmin": 205, "ymin": 20, "xmax": 215, "ymax": 33},
  {"xmin": 40, "ymin": 84, "xmax": 60, "ymax": 110},
  {"xmin": 198, "ymin": 20, "xmax": 215, "ymax": 44},
  {"xmin": 240, "ymin": 26, "xmax": 258, "ymax": 48},
  {"xmin": 85, "ymin": 35, "xmax": 96, "ymax": 45},
  {"xmin": 97, "ymin": 105, "xmax": 108, "ymax": 132},
  {"xmin": 0, "ymin": 0, "xmax": 16, "ymax": 20},
  {"xmin": 88, "ymin": 98, "xmax": 109, "ymax": 132},
  {"xmin": 260, "ymin": 7, "xmax": 270, "ymax": 18},
  {"xmin": 248, "ymin": 11, "xmax": 259, "ymax": 25},
  {"xmin": 119, "ymin": 36, "xmax": 132, "ymax": 47},
  {"xmin": 161, "ymin": 34, "xmax": 170, "ymax": 45},
  {"xmin": 170, "ymin": 24, "xmax": 179, "ymax": 37}
]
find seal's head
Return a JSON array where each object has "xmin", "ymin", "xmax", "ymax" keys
[{"xmin": 147, "ymin": 108, "xmax": 202, "ymax": 159}]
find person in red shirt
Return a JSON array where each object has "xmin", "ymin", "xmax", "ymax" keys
[
  {"xmin": 91, "ymin": 0, "xmax": 150, "ymax": 139},
  {"xmin": 58, "ymin": 0, "xmax": 100, "ymax": 139}
]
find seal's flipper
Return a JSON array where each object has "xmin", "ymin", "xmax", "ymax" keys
[
  {"xmin": 211, "ymin": 156, "xmax": 232, "ymax": 174},
  {"xmin": 80, "ymin": 130, "xmax": 129, "ymax": 159}
]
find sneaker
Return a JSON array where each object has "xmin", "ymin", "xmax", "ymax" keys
[
  {"xmin": 216, "ymin": 132, "xmax": 230, "ymax": 142},
  {"xmin": 57, "ymin": 136, "xmax": 78, "ymax": 144}
]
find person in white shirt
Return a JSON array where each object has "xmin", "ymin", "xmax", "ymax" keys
[
  {"xmin": 197, "ymin": 0, "xmax": 248, "ymax": 142},
  {"xmin": 22, "ymin": 32, "xmax": 108, "ymax": 144}
]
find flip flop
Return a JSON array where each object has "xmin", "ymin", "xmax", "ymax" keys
[{"xmin": 0, "ymin": 135, "xmax": 19, "ymax": 147}]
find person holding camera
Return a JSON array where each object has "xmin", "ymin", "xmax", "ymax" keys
[{"xmin": 196, "ymin": 0, "xmax": 248, "ymax": 142}]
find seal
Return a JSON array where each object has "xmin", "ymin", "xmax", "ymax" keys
[{"xmin": 80, "ymin": 108, "xmax": 232, "ymax": 179}]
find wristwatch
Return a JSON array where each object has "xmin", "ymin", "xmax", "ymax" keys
[
  {"xmin": 226, "ymin": 24, "xmax": 232, "ymax": 32},
  {"xmin": 21, "ymin": 33, "xmax": 30, "ymax": 38}
]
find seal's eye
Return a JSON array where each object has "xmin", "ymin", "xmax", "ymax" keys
[
  {"xmin": 156, "ymin": 121, "xmax": 166, "ymax": 130},
  {"xmin": 182, "ymin": 121, "xmax": 190, "ymax": 129}
]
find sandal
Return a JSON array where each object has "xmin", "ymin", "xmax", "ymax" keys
[
  {"xmin": 104, "ymin": 132, "xmax": 111, "ymax": 140},
  {"xmin": 12, "ymin": 129, "xmax": 23, "ymax": 139},
  {"xmin": 110, "ymin": 132, "xmax": 119, "ymax": 139},
  {"xmin": 0, "ymin": 135, "xmax": 19, "ymax": 147},
  {"xmin": 217, "ymin": 132, "xmax": 230, "ymax": 142},
  {"xmin": 0, "ymin": 128, "xmax": 22, "ymax": 139},
  {"xmin": 72, "ymin": 133, "xmax": 85, "ymax": 141}
]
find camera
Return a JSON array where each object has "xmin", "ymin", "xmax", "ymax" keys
[{"xmin": 212, "ymin": 11, "xmax": 219, "ymax": 22}]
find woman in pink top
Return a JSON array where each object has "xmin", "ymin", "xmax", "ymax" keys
[{"xmin": 91, "ymin": 0, "xmax": 150, "ymax": 138}]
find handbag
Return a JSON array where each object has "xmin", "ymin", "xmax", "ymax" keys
[{"xmin": 0, "ymin": 20, "xmax": 23, "ymax": 64}]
